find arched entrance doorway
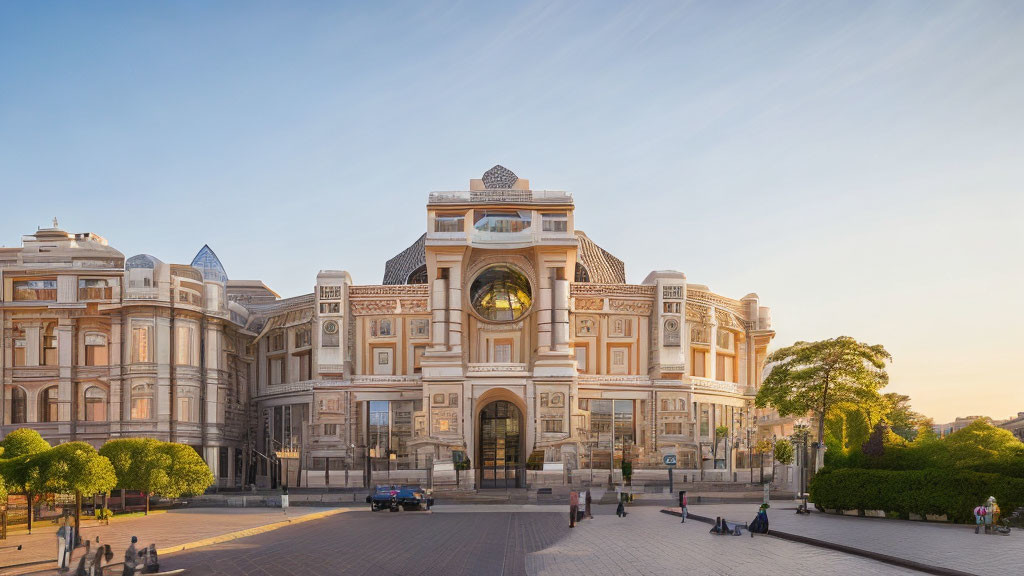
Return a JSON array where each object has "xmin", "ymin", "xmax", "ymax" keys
[{"xmin": 478, "ymin": 400, "xmax": 522, "ymax": 489}]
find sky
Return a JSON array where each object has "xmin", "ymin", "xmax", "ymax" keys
[{"xmin": 1, "ymin": 1, "xmax": 1022, "ymax": 423}]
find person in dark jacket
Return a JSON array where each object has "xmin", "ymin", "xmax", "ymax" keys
[{"xmin": 585, "ymin": 489, "xmax": 592, "ymax": 519}]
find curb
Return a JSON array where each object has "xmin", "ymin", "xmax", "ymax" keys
[
  {"xmin": 659, "ymin": 508, "xmax": 976, "ymax": 576},
  {"xmin": 5, "ymin": 508, "xmax": 350, "ymax": 575},
  {"xmin": 157, "ymin": 508, "xmax": 350, "ymax": 555}
]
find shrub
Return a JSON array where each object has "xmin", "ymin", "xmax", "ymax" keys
[
  {"xmin": 809, "ymin": 467, "xmax": 1024, "ymax": 523},
  {"xmin": 774, "ymin": 440, "xmax": 794, "ymax": 465},
  {"xmin": 0, "ymin": 429, "xmax": 51, "ymax": 459}
]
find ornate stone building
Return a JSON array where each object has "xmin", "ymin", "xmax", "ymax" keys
[
  {"xmin": 1, "ymin": 167, "xmax": 776, "ymax": 490},
  {"xmin": 0, "ymin": 226, "xmax": 254, "ymax": 488}
]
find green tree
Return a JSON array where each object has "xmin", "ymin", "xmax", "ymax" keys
[
  {"xmin": 100, "ymin": 439, "xmax": 213, "ymax": 513},
  {"xmin": 882, "ymin": 393, "xmax": 926, "ymax": 442},
  {"xmin": 942, "ymin": 420, "xmax": 1023, "ymax": 469},
  {"xmin": 23, "ymin": 442, "xmax": 116, "ymax": 497},
  {"xmin": 774, "ymin": 439, "xmax": 795, "ymax": 465},
  {"xmin": 0, "ymin": 428, "xmax": 51, "ymax": 459},
  {"xmin": 755, "ymin": 337, "xmax": 891, "ymax": 447}
]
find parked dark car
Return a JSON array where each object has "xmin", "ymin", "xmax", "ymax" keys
[{"xmin": 366, "ymin": 485, "xmax": 433, "ymax": 512}]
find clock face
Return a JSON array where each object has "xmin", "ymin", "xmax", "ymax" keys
[
  {"xmin": 665, "ymin": 318, "xmax": 679, "ymax": 332},
  {"xmin": 323, "ymin": 320, "xmax": 338, "ymax": 335}
]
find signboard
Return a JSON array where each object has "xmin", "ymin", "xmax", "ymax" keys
[
  {"xmin": 663, "ymin": 454, "xmax": 677, "ymax": 467},
  {"xmin": 452, "ymin": 450, "xmax": 466, "ymax": 465}
]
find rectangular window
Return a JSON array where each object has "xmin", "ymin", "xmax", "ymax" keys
[
  {"xmin": 700, "ymin": 405, "xmax": 710, "ymax": 437},
  {"xmin": 373, "ymin": 347, "xmax": 394, "ymax": 375},
  {"xmin": 270, "ymin": 332, "xmax": 285, "ymax": 352},
  {"xmin": 542, "ymin": 418, "xmax": 564, "ymax": 433},
  {"xmin": 299, "ymin": 353, "xmax": 312, "ymax": 381},
  {"xmin": 413, "ymin": 345, "xmax": 426, "ymax": 374},
  {"xmin": 178, "ymin": 397, "xmax": 193, "ymax": 422},
  {"xmin": 541, "ymin": 213, "xmax": 568, "ymax": 232},
  {"xmin": 493, "ymin": 339, "xmax": 513, "ymax": 363},
  {"xmin": 716, "ymin": 355, "xmax": 727, "ymax": 381},
  {"xmin": 609, "ymin": 346, "xmax": 629, "ymax": 375},
  {"xmin": 42, "ymin": 332, "xmax": 58, "ymax": 366},
  {"xmin": 14, "ymin": 339, "xmax": 27, "ymax": 367},
  {"xmin": 610, "ymin": 318, "xmax": 632, "ymax": 338},
  {"xmin": 664, "ymin": 422, "xmax": 683, "ymax": 435},
  {"xmin": 132, "ymin": 326, "xmax": 152, "ymax": 363},
  {"xmin": 474, "ymin": 210, "xmax": 531, "ymax": 233},
  {"xmin": 78, "ymin": 278, "xmax": 114, "ymax": 300},
  {"xmin": 692, "ymin": 350, "xmax": 706, "ymax": 378},
  {"xmin": 84, "ymin": 334, "xmax": 108, "ymax": 366},
  {"xmin": 269, "ymin": 358, "xmax": 284, "ymax": 385},
  {"xmin": 434, "ymin": 214, "xmax": 465, "ymax": 233},
  {"xmin": 13, "ymin": 279, "xmax": 57, "ymax": 301},
  {"xmin": 319, "ymin": 302, "xmax": 340, "ymax": 314},
  {"xmin": 175, "ymin": 325, "xmax": 195, "ymax": 365},
  {"xmin": 574, "ymin": 345, "xmax": 588, "ymax": 373},
  {"xmin": 323, "ymin": 423, "xmax": 338, "ymax": 436},
  {"xmin": 319, "ymin": 285, "xmax": 342, "ymax": 300},
  {"xmin": 663, "ymin": 285, "xmax": 682, "ymax": 299},
  {"xmin": 219, "ymin": 446, "xmax": 228, "ymax": 478},
  {"xmin": 410, "ymin": 319, "xmax": 429, "ymax": 339},
  {"xmin": 131, "ymin": 397, "xmax": 152, "ymax": 420}
]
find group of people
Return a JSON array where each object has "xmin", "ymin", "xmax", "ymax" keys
[
  {"xmin": 55, "ymin": 515, "xmax": 159, "ymax": 575},
  {"xmin": 974, "ymin": 496, "xmax": 1002, "ymax": 534},
  {"xmin": 568, "ymin": 489, "xmax": 593, "ymax": 527}
]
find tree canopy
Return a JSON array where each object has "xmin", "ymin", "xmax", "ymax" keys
[
  {"xmin": 756, "ymin": 337, "xmax": 891, "ymax": 445},
  {"xmin": 22, "ymin": 442, "xmax": 116, "ymax": 496},
  {"xmin": 0, "ymin": 428, "xmax": 51, "ymax": 459},
  {"xmin": 774, "ymin": 439, "xmax": 795, "ymax": 465},
  {"xmin": 99, "ymin": 438, "xmax": 213, "ymax": 498}
]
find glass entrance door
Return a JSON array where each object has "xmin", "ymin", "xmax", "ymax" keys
[{"xmin": 479, "ymin": 401, "xmax": 521, "ymax": 489}]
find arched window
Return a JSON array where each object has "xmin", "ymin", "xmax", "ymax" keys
[
  {"xmin": 10, "ymin": 386, "xmax": 27, "ymax": 424},
  {"xmin": 407, "ymin": 265, "xmax": 428, "ymax": 285},
  {"xmin": 41, "ymin": 324, "xmax": 57, "ymax": 366},
  {"xmin": 131, "ymin": 383, "xmax": 153, "ymax": 420},
  {"xmin": 40, "ymin": 386, "xmax": 59, "ymax": 422},
  {"xmin": 574, "ymin": 263, "xmax": 591, "ymax": 283},
  {"xmin": 84, "ymin": 386, "xmax": 107, "ymax": 421}
]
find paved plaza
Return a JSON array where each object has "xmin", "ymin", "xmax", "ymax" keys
[
  {"xmin": 5, "ymin": 502, "xmax": 1023, "ymax": 575},
  {"xmin": 685, "ymin": 502, "xmax": 1024, "ymax": 576},
  {"xmin": 0, "ymin": 507, "xmax": 341, "ymax": 575}
]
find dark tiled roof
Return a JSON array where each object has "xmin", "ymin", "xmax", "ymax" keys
[
  {"xmin": 383, "ymin": 233, "xmax": 427, "ymax": 285},
  {"xmin": 575, "ymin": 231, "xmax": 625, "ymax": 284}
]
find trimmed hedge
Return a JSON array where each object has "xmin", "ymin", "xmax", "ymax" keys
[{"xmin": 809, "ymin": 468, "xmax": 1024, "ymax": 524}]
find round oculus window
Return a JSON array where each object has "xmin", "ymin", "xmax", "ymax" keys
[
  {"xmin": 469, "ymin": 265, "xmax": 533, "ymax": 322},
  {"xmin": 323, "ymin": 321, "xmax": 339, "ymax": 335}
]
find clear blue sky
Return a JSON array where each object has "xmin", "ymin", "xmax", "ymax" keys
[{"xmin": 2, "ymin": 1, "xmax": 1022, "ymax": 423}]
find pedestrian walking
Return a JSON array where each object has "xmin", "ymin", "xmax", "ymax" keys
[
  {"xmin": 57, "ymin": 514, "xmax": 74, "ymax": 572},
  {"xmin": 91, "ymin": 543, "xmax": 108, "ymax": 576},
  {"xmin": 569, "ymin": 490, "xmax": 579, "ymax": 528},
  {"xmin": 122, "ymin": 536, "xmax": 140, "ymax": 576},
  {"xmin": 616, "ymin": 492, "xmax": 627, "ymax": 518},
  {"xmin": 679, "ymin": 490, "xmax": 688, "ymax": 523},
  {"xmin": 585, "ymin": 489, "xmax": 592, "ymax": 519}
]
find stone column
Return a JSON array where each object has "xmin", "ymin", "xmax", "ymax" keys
[
  {"xmin": 708, "ymin": 307, "xmax": 718, "ymax": 381},
  {"xmin": 431, "ymin": 275, "xmax": 448, "ymax": 350},
  {"xmin": 536, "ymin": 270, "xmax": 552, "ymax": 353},
  {"xmin": 110, "ymin": 316, "xmax": 123, "ymax": 433},
  {"xmin": 57, "ymin": 319, "xmax": 75, "ymax": 433},
  {"xmin": 447, "ymin": 266, "xmax": 462, "ymax": 353},
  {"xmin": 552, "ymin": 278, "xmax": 570, "ymax": 352}
]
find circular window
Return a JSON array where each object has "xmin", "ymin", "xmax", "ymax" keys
[
  {"xmin": 470, "ymin": 265, "xmax": 533, "ymax": 322},
  {"xmin": 323, "ymin": 321, "xmax": 338, "ymax": 335}
]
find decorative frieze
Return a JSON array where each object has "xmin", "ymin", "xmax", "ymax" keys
[
  {"xmin": 575, "ymin": 298, "xmax": 604, "ymax": 311},
  {"xmin": 608, "ymin": 299, "xmax": 653, "ymax": 315}
]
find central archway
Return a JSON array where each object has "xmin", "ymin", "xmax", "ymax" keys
[{"xmin": 478, "ymin": 400, "xmax": 523, "ymax": 489}]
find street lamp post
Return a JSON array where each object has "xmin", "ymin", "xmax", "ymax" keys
[{"xmin": 793, "ymin": 419, "xmax": 810, "ymax": 514}]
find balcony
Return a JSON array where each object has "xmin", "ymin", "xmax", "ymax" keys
[
  {"xmin": 689, "ymin": 377, "xmax": 752, "ymax": 396},
  {"xmin": 428, "ymin": 190, "xmax": 573, "ymax": 205}
]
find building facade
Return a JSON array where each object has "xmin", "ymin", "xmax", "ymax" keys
[
  {"xmin": 1, "ymin": 167, "xmax": 776, "ymax": 489},
  {"xmin": 0, "ymin": 226, "xmax": 255, "ymax": 487}
]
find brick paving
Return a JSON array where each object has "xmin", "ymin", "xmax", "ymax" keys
[
  {"xmin": 686, "ymin": 502, "xmax": 1024, "ymax": 576},
  {"xmin": 0, "ymin": 507, "xmax": 336, "ymax": 575},
  {"xmin": 527, "ymin": 505, "xmax": 921, "ymax": 576},
  {"xmin": 160, "ymin": 508, "xmax": 567, "ymax": 576}
]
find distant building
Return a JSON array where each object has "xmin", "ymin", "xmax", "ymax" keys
[
  {"xmin": 999, "ymin": 412, "xmax": 1024, "ymax": 442},
  {"xmin": 932, "ymin": 415, "xmax": 1008, "ymax": 438}
]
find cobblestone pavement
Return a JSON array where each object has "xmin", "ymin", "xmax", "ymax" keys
[
  {"xmin": 160, "ymin": 508, "xmax": 568, "ymax": 576},
  {"xmin": 527, "ymin": 505, "xmax": 921, "ymax": 576},
  {"xmin": 686, "ymin": 502, "xmax": 1024, "ymax": 576},
  {"xmin": 0, "ymin": 507, "xmax": 337, "ymax": 575}
]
